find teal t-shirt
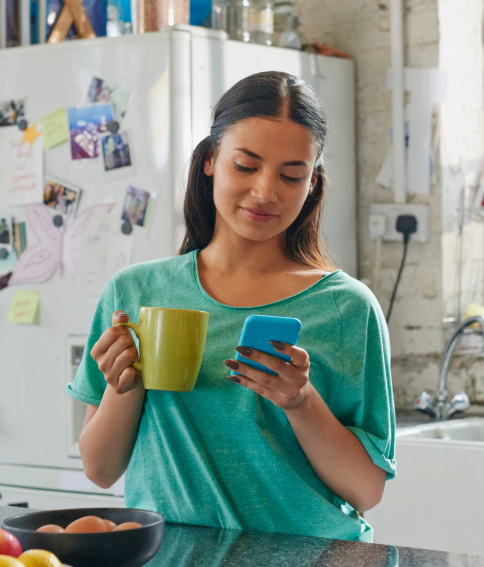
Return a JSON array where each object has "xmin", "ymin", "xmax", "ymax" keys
[{"xmin": 67, "ymin": 250, "xmax": 396, "ymax": 542}]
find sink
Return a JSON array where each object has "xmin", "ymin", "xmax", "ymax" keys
[
  {"xmin": 396, "ymin": 417, "xmax": 484, "ymax": 442},
  {"xmin": 364, "ymin": 417, "xmax": 484, "ymax": 556}
]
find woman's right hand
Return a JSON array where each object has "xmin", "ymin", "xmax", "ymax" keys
[{"xmin": 90, "ymin": 310, "xmax": 144, "ymax": 395}]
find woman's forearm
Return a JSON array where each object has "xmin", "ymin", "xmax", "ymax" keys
[
  {"xmin": 79, "ymin": 384, "xmax": 145, "ymax": 489},
  {"xmin": 283, "ymin": 384, "xmax": 387, "ymax": 512}
]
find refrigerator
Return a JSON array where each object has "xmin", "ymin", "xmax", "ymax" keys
[{"xmin": 0, "ymin": 24, "xmax": 356, "ymax": 509}]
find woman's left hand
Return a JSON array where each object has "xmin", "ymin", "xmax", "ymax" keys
[{"xmin": 223, "ymin": 342, "xmax": 312, "ymax": 411}]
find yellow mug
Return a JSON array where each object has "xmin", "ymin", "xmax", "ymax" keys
[{"xmin": 116, "ymin": 306, "xmax": 209, "ymax": 391}]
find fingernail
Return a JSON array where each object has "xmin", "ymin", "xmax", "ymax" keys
[
  {"xmin": 236, "ymin": 346, "xmax": 252, "ymax": 357},
  {"xmin": 224, "ymin": 359, "xmax": 239, "ymax": 370},
  {"xmin": 270, "ymin": 340, "xmax": 285, "ymax": 351},
  {"xmin": 227, "ymin": 375, "xmax": 240, "ymax": 383},
  {"xmin": 117, "ymin": 311, "xmax": 127, "ymax": 317}
]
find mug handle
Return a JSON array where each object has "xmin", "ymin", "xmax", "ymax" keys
[{"xmin": 115, "ymin": 321, "xmax": 142, "ymax": 374}]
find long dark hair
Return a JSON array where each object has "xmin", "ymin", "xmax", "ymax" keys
[{"xmin": 179, "ymin": 71, "xmax": 334, "ymax": 270}]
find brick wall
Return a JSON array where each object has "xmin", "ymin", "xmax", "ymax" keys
[{"xmin": 298, "ymin": 0, "xmax": 484, "ymax": 407}]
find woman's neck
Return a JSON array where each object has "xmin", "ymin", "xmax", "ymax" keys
[{"xmin": 199, "ymin": 230, "xmax": 294, "ymax": 277}]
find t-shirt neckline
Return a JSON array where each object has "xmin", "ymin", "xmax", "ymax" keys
[{"xmin": 190, "ymin": 250, "xmax": 341, "ymax": 311}]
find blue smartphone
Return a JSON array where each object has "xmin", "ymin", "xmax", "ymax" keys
[{"xmin": 231, "ymin": 314, "xmax": 302, "ymax": 377}]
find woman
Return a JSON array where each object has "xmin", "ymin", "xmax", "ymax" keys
[{"xmin": 67, "ymin": 71, "xmax": 395, "ymax": 542}]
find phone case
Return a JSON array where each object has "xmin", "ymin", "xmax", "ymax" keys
[{"xmin": 231, "ymin": 314, "xmax": 302, "ymax": 377}]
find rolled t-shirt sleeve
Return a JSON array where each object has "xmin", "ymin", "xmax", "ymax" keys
[
  {"xmin": 332, "ymin": 282, "xmax": 396, "ymax": 480},
  {"xmin": 66, "ymin": 277, "xmax": 117, "ymax": 406}
]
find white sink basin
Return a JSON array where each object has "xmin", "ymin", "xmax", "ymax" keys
[
  {"xmin": 396, "ymin": 417, "xmax": 484, "ymax": 442},
  {"xmin": 364, "ymin": 417, "xmax": 484, "ymax": 556}
]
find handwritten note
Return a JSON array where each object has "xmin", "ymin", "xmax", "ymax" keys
[
  {"xmin": 41, "ymin": 109, "xmax": 68, "ymax": 149},
  {"xmin": 73, "ymin": 211, "xmax": 133, "ymax": 296},
  {"xmin": 0, "ymin": 127, "xmax": 43, "ymax": 206},
  {"xmin": 7, "ymin": 290, "xmax": 40, "ymax": 323}
]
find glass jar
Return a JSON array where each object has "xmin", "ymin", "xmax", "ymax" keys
[
  {"xmin": 248, "ymin": 0, "xmax": 273, "ymax": 45},
  {"xmin": 136, "ymin": 0, "xmax": 189, "ymax": 32},
  {"xmin": 212, "ymin": 0, "xmax": 250, "ymax": 42},
  {"xmin": 212, "ymin": 0, "xmax": 273, "ymax": 45},
  {"xmin": 278, "ymin": 15, "xmax": 301, "ymax": 49}
]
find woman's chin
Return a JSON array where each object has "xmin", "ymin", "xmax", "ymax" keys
[{"xmin": 232, "ymin": 225, "xmax": 284, "ymax": 243}]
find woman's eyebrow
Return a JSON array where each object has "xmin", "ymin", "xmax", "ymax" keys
[{"xmin": 234, "ymin": 148, "xmax": 310, "ymax": 167}]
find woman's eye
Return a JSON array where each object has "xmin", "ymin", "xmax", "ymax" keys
[
  {"xmin": 282, "ymin": 174, "xmax": 302, "ymax": 184},
  {"xmin": 234, "ymin": 163, "xmax": 256, "ymax": 173}
]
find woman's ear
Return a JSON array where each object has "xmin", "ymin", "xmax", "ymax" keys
[
  {"xmin": 204, "ymin": 153, "xmax": 215, "ymax": 176},
  {"xmin": 310, "ymin": 171, "xmax": 318, "ymax": 190}
]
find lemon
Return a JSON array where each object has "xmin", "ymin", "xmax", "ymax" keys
[
  {"xmin": 0, "ymin": 556, "xmax": 24, "ymax": 567},
  {"xmin": 17, "ymin": 550, "xmax": 63, "ymax": 567}
]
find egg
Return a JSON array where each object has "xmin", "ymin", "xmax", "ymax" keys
[
  {"xmin": 64, "ymin": 516, "xmax": 108, "ymax": 534},
  {"xmin": 35, "ymin": 525, "xmax": 64, "ymax": 533},
  {"xmin": 101, "ymin": 519, "xmax": 117, "ymax": 532},
  {"xmin": 112, "ymin": 522, "xmax": 142, "ymax": 531}
]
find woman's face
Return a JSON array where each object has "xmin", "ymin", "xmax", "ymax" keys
[{"xmin": 204, "ymin": 116, "xmax": 319, "ymax": 244}]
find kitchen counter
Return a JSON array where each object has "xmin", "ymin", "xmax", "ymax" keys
[
  {"xmin": 1, "ymin": 505, "xmax": 483, "ymax": 566},
  {"xmin": 396, "ymin": 407, "xmax": 484, "ymax": 428}
]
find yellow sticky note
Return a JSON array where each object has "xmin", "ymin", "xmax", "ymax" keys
[
  {"xmin": 7, "ymin": 291, "xmax": 40, "ymax": 324},
  {"xmin": 41, "ymin": 109, "xmax": 68, "ymax": 149}
]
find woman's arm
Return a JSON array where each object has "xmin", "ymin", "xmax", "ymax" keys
[
  {"xmin": 224, "ymin": 345, "xmax": 386, "ymax": 512},
  {"xmin": 283, "ymin": 384, "xmax": 386, "ymax": 512},
  {"xmin": 79, "ymin": 311, "xmax": 145, "ymax": 489},
  {"xmin": 80, "ymin": 386, "xmax": 144, "ymax": 489}
]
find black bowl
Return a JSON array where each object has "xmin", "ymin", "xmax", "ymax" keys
[{"xmin": 1, "ymin": 507, "xmax": 165, "ymax": 567}]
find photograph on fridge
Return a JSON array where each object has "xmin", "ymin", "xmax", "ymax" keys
[
  {"xmin": 121, "ymin": 186, "xmax": 151, "ymax": 227},
  {"xmin": 0, "ymin": 254, "xmax": 16, "ymax": 282},
  {"xmin": 43, "ymin": 178, "xmax": 82, "ymax": 219},
  {"xmin": 67, "ymin": 104, "xmax": 114, "ymax": 160},
  {"xmin": 0, "ymin": 219, "xmax": 9, "ymax": 244},
  {"xmin": 87, "ymin": 77, "xmax": 132, "ymax": 119},
  {"xmin": 102, "ymin": 132, "xmax": 132, "ymax": 171},
  {"xmin": 11, "ymin": 219, "xmax": 27, "ymax": 258},
  {"xmin": 0, "ymin": 99, "xmax": 26, "ymax": 127}
]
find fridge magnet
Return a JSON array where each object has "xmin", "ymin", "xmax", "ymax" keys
[
  {"xmin": 0, "ymin": 99, "xmax": 26, "ymax": 127},
  {"xmin": 102, "ymin": 131, "xmax": 132, "ymax": 171},
  {"xmin": 67, "ymin": 104, "xmax": 114, "ymax": 160},
  {"xmin": 6, "ymin": 290, "xmax": 40, "ymax": 324},
  {"xmin": 87, "ymin": 77, "xmax": 132, "ymax": 119},
  {"xmin": 6, "ymin": 202, "xmax": 115, "ymax": 288},
  {"xmin": 121, "ymin": 186, "xmax": 151, "ymax": 227},
  {"xmin": 41, "ymin": 109, "xmax": 69, "ymax": 149},
  {"xmin": 20, "ymin": 122, "xmax": 42, "ymax": 148},
  {"xmin": 0, "ymin": 126, "xmax": 44, "ymax": 207},
  {"xmin": 44, "ymin": 178, "xmax": 82, "ymax": 220},
  {"xmin": 11, "ymin": 219, "xmax": 27, "ymax": 258}
]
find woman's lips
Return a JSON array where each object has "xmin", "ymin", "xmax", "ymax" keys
[{"xmin": 241, "ymin": 207, "xmax": 278, "ymax": 222}]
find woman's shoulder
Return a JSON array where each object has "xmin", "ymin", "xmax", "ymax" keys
[
  {"xmin": 110, "ymin": 252, "xmax": 196, "ymax": 288},
  {"xmin": 322, "ymin": 270, "xmax": 383, "ymax": 317}
]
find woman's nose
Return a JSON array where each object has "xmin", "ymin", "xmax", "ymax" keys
[{"xmin": 250, "ymin": 172, "xmax": 277, "ymax": 202}]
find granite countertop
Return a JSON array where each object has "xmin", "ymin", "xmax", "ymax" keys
[{"xmin": 1, "ymin": 505, "xmax": 483, "ymax": 567}]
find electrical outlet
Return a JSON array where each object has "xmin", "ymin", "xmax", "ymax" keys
[{"xmin": 369, "ymin": 204, "xmax": 430, "ymax": 242}]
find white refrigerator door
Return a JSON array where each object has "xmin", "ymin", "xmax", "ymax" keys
[
  {"xmin": 190, "ymin": 37, "xmax": 357, "ymax": 277},
  {"xmin": 0, "ymin": 30, "xmax": 191, "ymax": 470}
]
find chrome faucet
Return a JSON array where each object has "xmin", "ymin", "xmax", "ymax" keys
[{"xmin": 414, "ymin": 315, "xmax": 484, "ymax": 420}]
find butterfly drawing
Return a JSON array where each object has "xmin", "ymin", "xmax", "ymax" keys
[{"xmin": 8, "ymin": 202, "xmax": 115, "ymax": 286}]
